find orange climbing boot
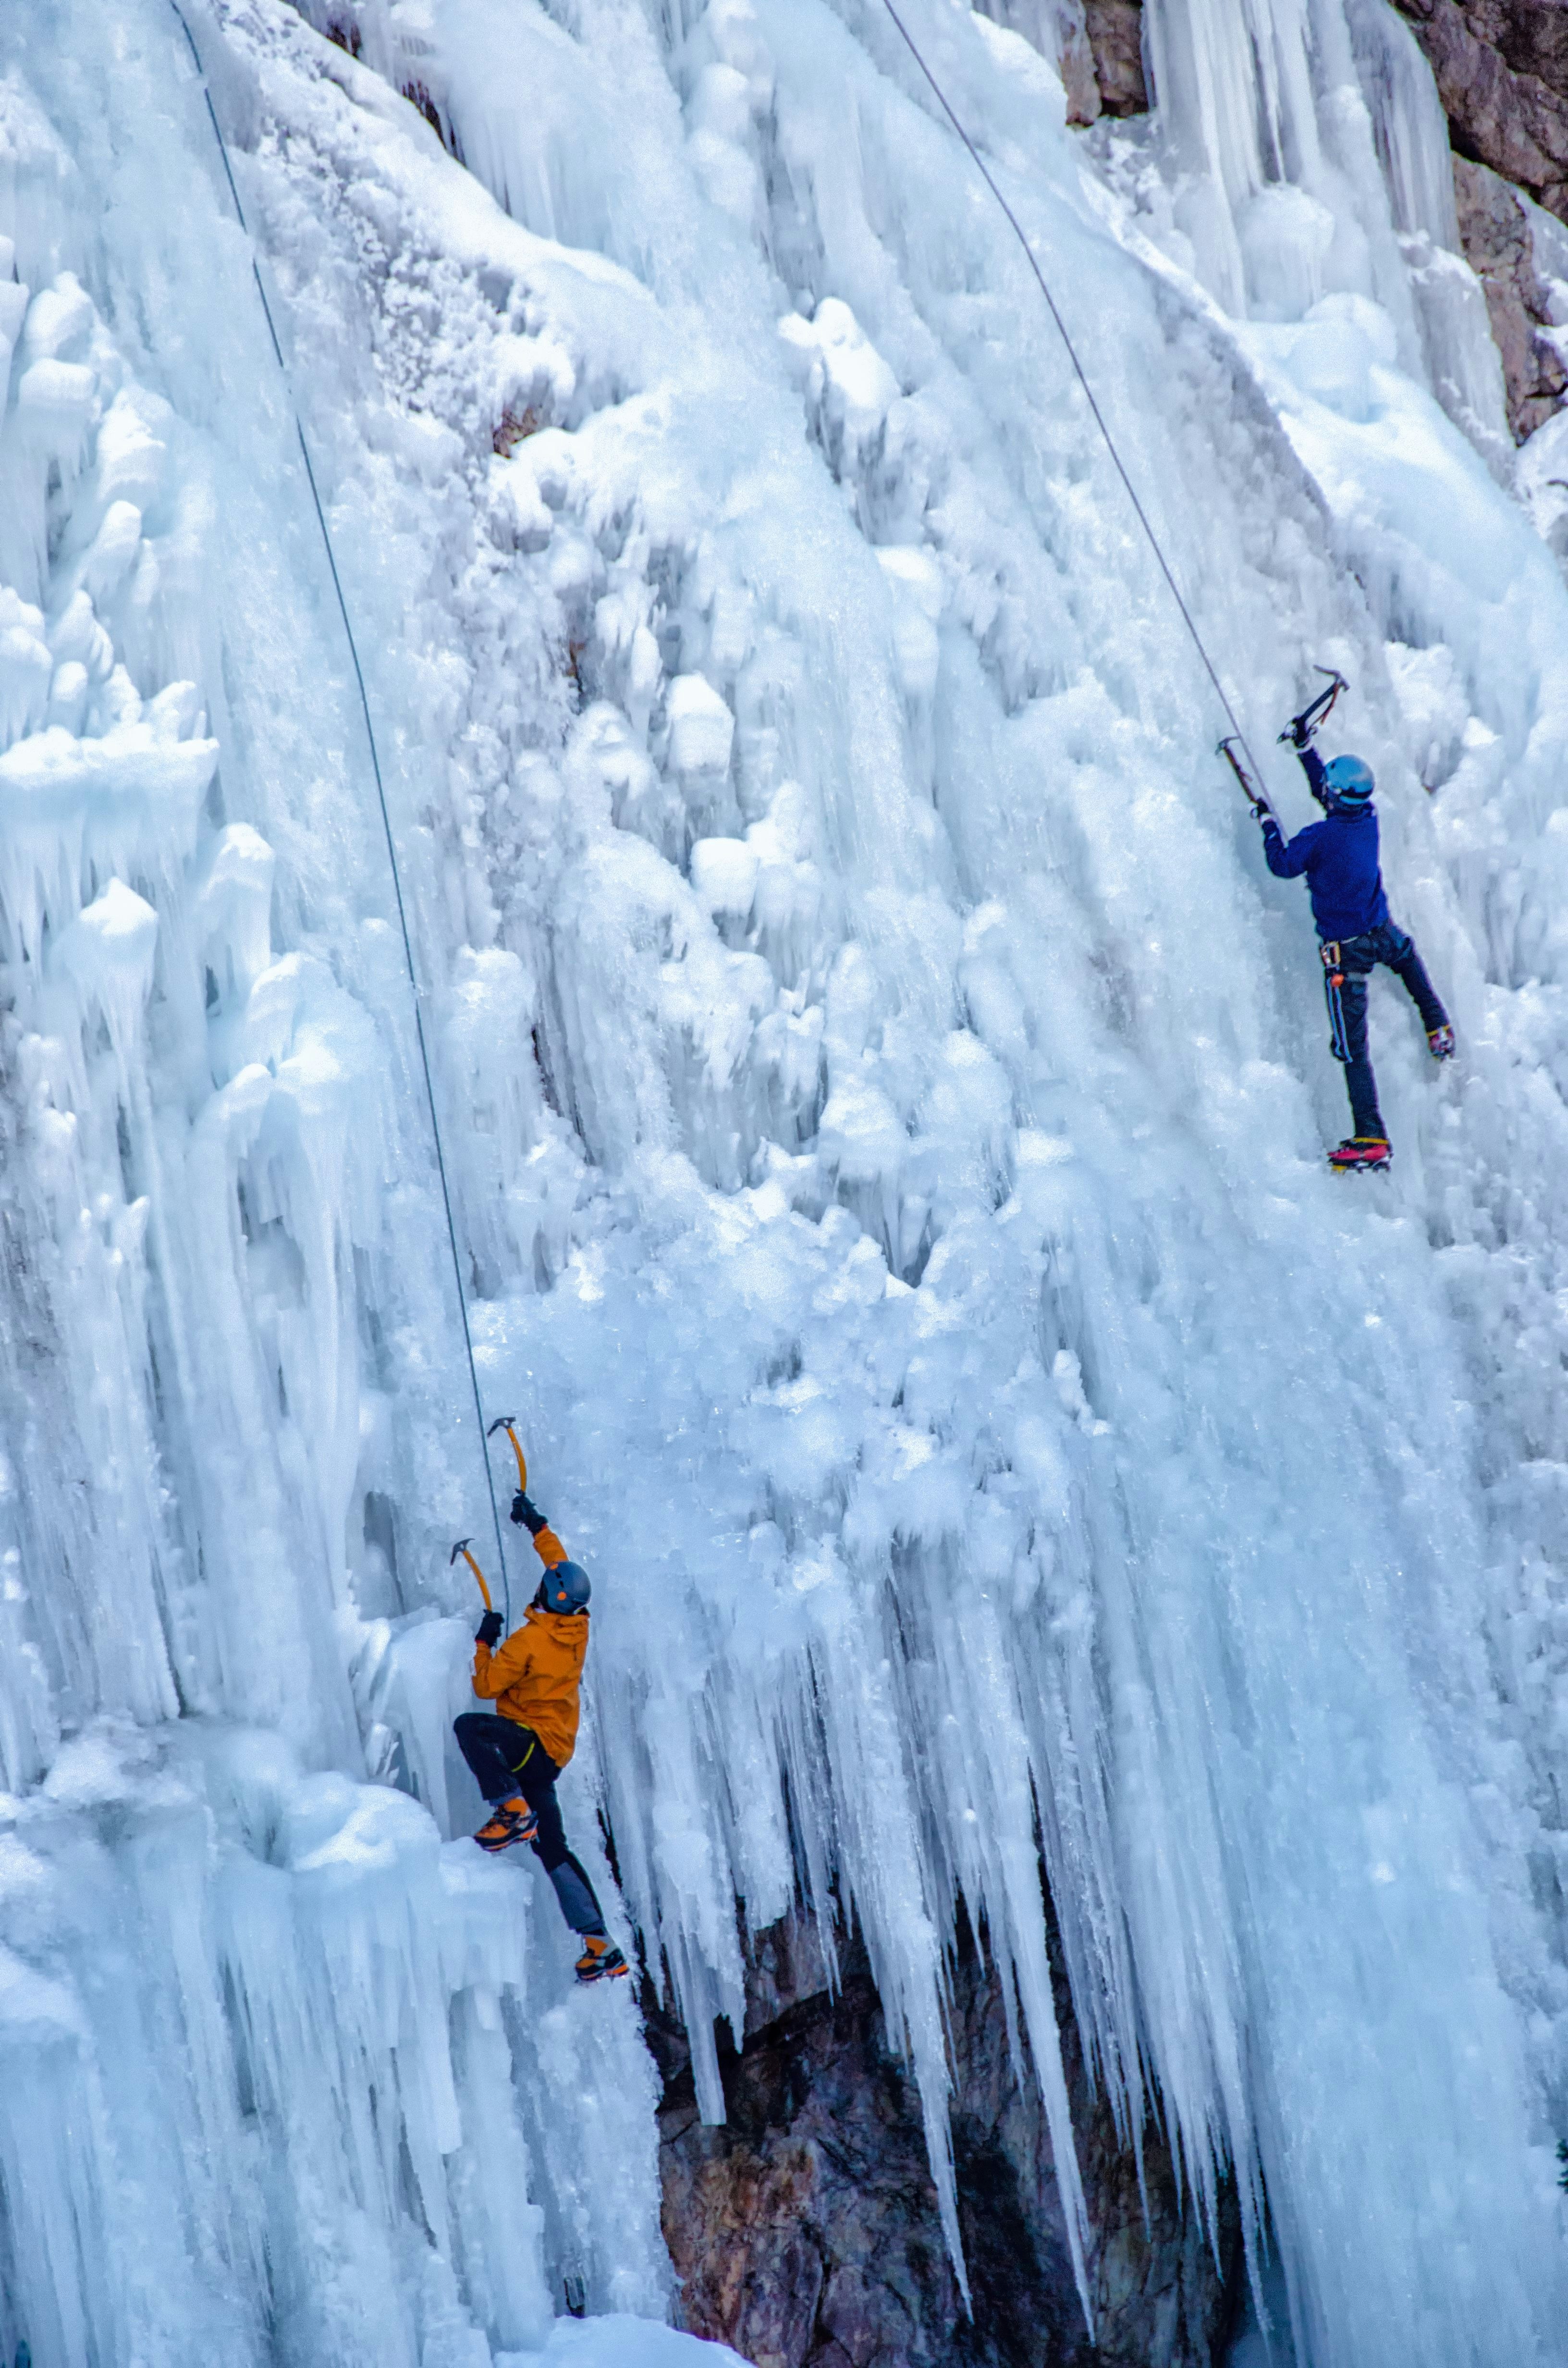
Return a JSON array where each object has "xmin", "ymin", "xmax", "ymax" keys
[
  {"xmin": 475, "ymin": 1798, "xmax": 538, "ymax": 1852},
  {"xmin": 575, "ymin": 1934, "xmax": 630, "ymax": 1984}
]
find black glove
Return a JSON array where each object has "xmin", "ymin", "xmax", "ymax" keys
[
  {"xmin": 1289, "ymin": 715, "xmax": 1311, "ymax": 750},
  {"xmin": 511, "ymin": 1490, "xmax": 546, "ymax": 1534},
  {"xmin": 475, "ymin": 1608, "xmax": 503, "ymax": 1649},
  {"xmin": 1251, "ymin": 796, "xmax": 1272, "ymax": 823}
]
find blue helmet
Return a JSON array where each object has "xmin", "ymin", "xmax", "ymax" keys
[
  {"xmin": 1323, "ymin": 754, "xmax": 1375, "ymax": 808},
  {"xmin": 539, "ymin": 1559, "xmax": 590, "ymax": 1614}
]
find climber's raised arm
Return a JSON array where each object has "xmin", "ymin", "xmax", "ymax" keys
[{"xmin": 512, "ymin": 1488, "xmax": 569, "ymax": 1571}]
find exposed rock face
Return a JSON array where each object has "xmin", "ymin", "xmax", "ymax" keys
[
  {"xmin": 1390, "ymin": 2, "xmax": 1568, "ymax": 435},
  {"xmin": 651, "ymin": 1909, "xmax": 1238, "ymax": 2368},
  {"xmin": 1051, "ymin": 0, "xmax": 1568, "ymax": 448},
  {"xmin": 1392, "ymin": 0, "xmax": 1568, "ymax": 223},
  {"xmin": 1082, "ymin": 0, "xmax": 1150, "ymax": 119},
  {"xmin": 1453, "ymin": 154, "xmax": 1568, "ymax": 435},
  {"xmin": 1017, "ymin": 0, "xmax": 1568, "ymax": 444}
]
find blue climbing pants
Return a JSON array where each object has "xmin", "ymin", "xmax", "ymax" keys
[{"xmin": 1321, "ymin": 922, "xmax": 1448, "ymax": 1140}]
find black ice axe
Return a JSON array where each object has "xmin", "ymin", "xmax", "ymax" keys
[
  {"xmin": 1218, "ymin": 735, "xmax": 1273, "ymax": 821},
  {"xmin": 1279, "ymin": 665, "xmax": 1348, "ymax": 746}
]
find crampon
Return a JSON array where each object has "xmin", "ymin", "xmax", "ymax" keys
[{"xmin": 1328, "ymin": 1136, "xmax": 1392, "ymax": 1173}]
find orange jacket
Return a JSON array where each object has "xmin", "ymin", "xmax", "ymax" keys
[{"xmin": 471, "ymin": 1523, "xmax": 589, "ymax": 1768}]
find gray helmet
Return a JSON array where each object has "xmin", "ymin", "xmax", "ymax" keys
[{"xmin": 539, "ymin": 1559, "xmax": 590, "ymax": 1614}]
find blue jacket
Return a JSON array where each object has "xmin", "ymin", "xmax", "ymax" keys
[{"xmin": 1262, "ymin": 749, "xmax": 1389, "ymax": 941}]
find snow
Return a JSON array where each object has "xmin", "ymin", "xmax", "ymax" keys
[
  {"xmin": 1, "ymin": 0, "xmax": 1567, "ymax": 2364},
  {"xmin": 500, "ymin": 2320, "xmax": 750, "ymax": 2368}
]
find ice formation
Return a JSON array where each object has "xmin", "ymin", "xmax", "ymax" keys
[{"xmin": 1, "ymin": 0, "xmax": 1566, "ymax": 2363}]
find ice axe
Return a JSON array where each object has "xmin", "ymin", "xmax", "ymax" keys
[
  {"xmin": 486, "ymin": 1415, "xmax": 527, "ymax": 1495},
  {"xmin": 1218, "ymin": 734, "xmax": 1272, "ymax": 821},
  {"xmin": 1279, "ymin": 665, "xmax": 1348, "ymax": 746},
  {"xmin": 450, "ymin": 1535, "xmax": 493, "ymax": 1611}
]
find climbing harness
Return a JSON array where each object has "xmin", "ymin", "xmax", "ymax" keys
[
  {"xmin": 1280, "ymin": 666, "xmax": 1348, "ymax": 747},
  {"xmin": 876, "ymin": 0, "xmax": 1272, "ymax": 805},
  {"xmin": 1320, "ymin": 940, "xmax": 1350, "ymax": 1061},
  {"xmin": 169, "ymin": 0, "xmax": 511, "ymax": 1617}
]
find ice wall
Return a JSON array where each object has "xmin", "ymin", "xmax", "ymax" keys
[
  {"xmin": 3, "ymin": 2, "xmax": 1568, "ymax": 2365},
  {"xmin": 1125, "ymin": 0, "xmax": 1514, "ymax": 468},
  {"xmin": 0, "ymin": 18, "xmax": 666, "ymax": 2367}
]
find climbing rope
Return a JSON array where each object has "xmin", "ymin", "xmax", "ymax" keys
[
  {"xmin": 168, "ymin": 1, "xmax": 511, "ymax": 1618},
  {"xmin": 877, "ymin": 0, "xmax": 1272, "ymax": 794}
]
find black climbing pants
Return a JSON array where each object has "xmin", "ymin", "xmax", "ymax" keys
[
  {"xmin": 1321, "ymin": 922, "xmax": 1448, "ymax": 1140},
  {"xmin": 453, "ymin": 1711, "xmax": 607, "ymax": 1937}
]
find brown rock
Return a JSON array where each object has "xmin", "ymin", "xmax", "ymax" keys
[
  {"xmin": 1418, "ymin": 0, "xmax": 1568, "ymax": 90},
  {"xmin": 1084, "ymin": 0, "xmax": 1149, "ymax": 118},
  {"xmin": 652, "ymin": 1906, "xmax": 1239, "ymax": 2368},
  {"xmin": 1392, "ymin": 0, "xmax": 1568, "ymax": 221},
  {"xmin": 1453, "ymin": 153, "xmax": 1568, "ymax": 435},
  {"xmin": 1057, "ymin": 4, "xmax": 1106, "ymax": 130}
]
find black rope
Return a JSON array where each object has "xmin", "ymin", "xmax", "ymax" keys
[
  {"xmin": 169, "ymin": 1, "xmax": 511, "ymax": 1618},
  {"xmin": 878, "ymin": 0, "xmax": 1271, "ymax": 793}
]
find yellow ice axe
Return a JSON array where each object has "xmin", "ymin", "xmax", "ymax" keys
[
  {"xmin": 486, "ymin": 1415, "xmax": 527, "ymax": 1495},
  {"xmin": 449, "ymin": 1536, "xmax": 493, "ymax": 1611}
]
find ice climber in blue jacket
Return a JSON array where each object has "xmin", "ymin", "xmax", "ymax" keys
[{"xmin": 1260, "ymin": 728, "xmax": 1454, "ymax": 1170}]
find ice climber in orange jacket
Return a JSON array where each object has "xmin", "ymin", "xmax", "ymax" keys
[{"xmin": 453, "ymin": 1487, "xmax": 629, "ymax": 1983}]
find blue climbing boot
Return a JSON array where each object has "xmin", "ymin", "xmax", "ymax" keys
[{"xmin": 1427, "ymin": 1023, "xmax": 1455, "ymax": 1061}]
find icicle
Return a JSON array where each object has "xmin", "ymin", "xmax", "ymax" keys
[{"xmin": 1, "ymin": 1, "xmax": 1566, "ymax": 2362}]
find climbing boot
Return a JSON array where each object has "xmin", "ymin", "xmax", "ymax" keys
[
  {"xmin": 474, "ymin": 1798, "xmax": 538, "ymax": 1853},
  {"xmin": 1427, "ymin": 1023, "xmax": 1455, "ymax": 1061},
  {"xmin": 1328, "ymin": 1136, "xmax": 1391, "ymax": 1172},
  {"xmin": 575, "ymin": 1935, "xmax": 630, "ymax": 1984}
]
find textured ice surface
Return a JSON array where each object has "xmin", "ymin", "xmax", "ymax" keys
[
  {"xmin": 1, "ymin": 0, "xmax": 1567, "ymax": 2364},
  {"xmin": 499, "ymin": 2320, "xmax": 750, "ymax": 2368}
]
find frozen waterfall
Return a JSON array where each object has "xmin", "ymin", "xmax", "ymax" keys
[{"xmin": 1, "ymin": 0, "xmax": 1566, "ymax": 2363}]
